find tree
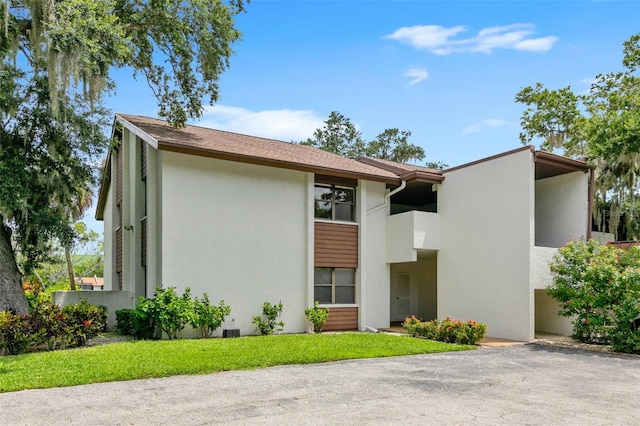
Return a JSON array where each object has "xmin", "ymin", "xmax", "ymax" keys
[
  {"xmin": 425, "ymin": 160, "xmax": 449, "ymax": 170},
  {"xmin": 366, "ymin": 128, "xmax": 425, "ymax": 163},
  {"xmin": 64, "ymin": 189, "xmax": 94, "ymax": 291},
  {"xmin": 300, "ymin": 111, "xmax": 367, "ymax": 159},
  {"xmin": 301, "ymin": 111, "xmax": 428, "ymax": 164},
  {"xmin": 0, "ymin": 0, "xmax": 247, "ymax": 314},
  {"xmin": 516, "ymin": 34, "xmax": 640, "ymax": 239},
  {"xmin": 548, "ymin": 240, "xmax": 640, "ymax": 353}
]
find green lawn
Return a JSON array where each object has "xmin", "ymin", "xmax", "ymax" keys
[{"xmin": 0, "ymin": 333, "xmax": 474, "ymax": 393}]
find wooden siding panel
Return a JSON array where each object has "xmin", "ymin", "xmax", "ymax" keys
[
  {"xmin": 140, "ymin": 140, "xmax": 147, "ymax": 181},
  {"xmin": 323, "ymin": 307, "xmax": 358, "ymax": 331},
  {"xmin": 141, "ymin": 217, "xmax": 147, "ymax": 267},
  {"xmin": 116, "ymin": 149, "xmax": 123, "ymax": 206},
  {"xmin": 315, "ymin": 222, "xmax": 358, "ymax": 268},
  {"xmin": 115, "ymin": 228, "xmax": 123, "ymax": 273}
]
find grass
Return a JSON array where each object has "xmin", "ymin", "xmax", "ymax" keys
[{"xmin": 0, "ymin": 333, "xmax": 474, "ymax": 393}]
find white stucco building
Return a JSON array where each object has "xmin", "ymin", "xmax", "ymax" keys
[{"xmin": 95, "ymin": 114, "xmax": 591, "ymax": 341}]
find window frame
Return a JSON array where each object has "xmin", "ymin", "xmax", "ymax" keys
[
  {"xmin": 314, "ymin": 184, "xmax": 356, "ymax": 222},
  {"xmin": 314, "ymin": 267, "xmax": 356, "ymax": 305}
]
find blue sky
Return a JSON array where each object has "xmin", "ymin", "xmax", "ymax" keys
[{"xmin": 86, "ymin": 0, "xmax": 640, "ymax": 233}]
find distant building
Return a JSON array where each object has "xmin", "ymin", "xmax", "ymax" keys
[{"xmin": 78, "ymin": 276, "xmax": 104, "ymax": 291}]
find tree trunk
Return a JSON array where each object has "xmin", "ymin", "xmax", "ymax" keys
[
  {"xmin": 65, "ymin": 245, "xmax": 76, "ymax": 290},
  {"xmin": 0, "ymin": 224, "xmax": 29, "ymax": 314}
]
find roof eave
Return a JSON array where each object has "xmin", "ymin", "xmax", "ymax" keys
[
  {"xmin": 398, "ymin": 170, "xmax": 445, "ymax": 184},
  {"xmin": 94, "ymin": 118, "xmax": 120, "ymax": 221},
  {"xmin": 115, "ymin": 114, "xmax": 159, "ymax": 149},
  {"xmin": 444, "ymin": 145, "xmax": 535, "ymax": 174},
  {"xmin": 94, "ymin": 154, "xmax": 111, "ymax": 221},
  {"xmin": 534, "ymin": 150, "xmax": 590, "ymax": 173}
]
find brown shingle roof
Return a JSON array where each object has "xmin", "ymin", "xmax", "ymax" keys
[
  {"xmin": 358, "ymin": 157, "xmax": 444, "ymax": 184},
  {"xmin": 117, "ymin": 114, "xmax": 401, "ymax": 184}
]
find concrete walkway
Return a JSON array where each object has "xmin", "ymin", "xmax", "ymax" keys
[{"xmin": 1, "ymin": 344, "xmax": 639, "ymax": 425}]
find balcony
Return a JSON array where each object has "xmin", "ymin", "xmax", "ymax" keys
[{"xmin": 386, "ymin": 211, "xmax": 439, "ymax": 263}]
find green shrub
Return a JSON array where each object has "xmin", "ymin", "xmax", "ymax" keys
[
  {"xmin": 2, "ymin": 299, "xmax": 107, "ymax": 355},
  {"xmin": 136, "ymin": 287, "xmax": 193, "ymax": 340},
  {"xmin": 304, "ymin": 301, "xmax": 329, "ymax": 333},
  {"xmin": 190, "ymin": 294, "xmax": 231, "ymax": 338},
  {"xmin": 549, "ymin": 240, "xmax": 640, "ymax": 353},
  {"xmin": 253, "ymin": 301, "xmax": 284, "ymax": 335},
  {"xmin": 116, "ymin": 307, "xmax": 155, "ymax": 340},
  {"xmin": 29, "ymin": 300, "xmax": 69, "ymax": 351},
  {"xmin": 415, "ymin": 320, "xmax": 439, "ymax": 340},
  {"xmin": 610, "ymin": 292, "xmax": 640, "ymax": 353},
  {"xmin": 130, "ymin": 300, "xmax": 157, "ymax": 340},
  {"xmin": 401, "ymin": 315, "xmax": 421, "ymax": 336},
  {"xmin": 454, "ymin": 320, "xmax": 488, "ymax": 345},
  {"xmin": 115, "ymin": 309, "xmax": 135, "ymax": 335},
  {"xmin": 0, "ymin": 312, "xmax": 33, "ymax": 355},
  {"xmin": 402, "ymin": 317, "xmax": 487, "ymax": 345},
  {"xmin": 63, "ymin": 300, "xmax": 107, "ymax": 347},
  {"xmin": 126, "ymin": 288, "xmax": 232, "ymax": 340}
]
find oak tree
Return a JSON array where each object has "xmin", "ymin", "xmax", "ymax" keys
[
  {"xmin": 0, "ymin": 0, "xmax": 247, "ymax": 314},
  {"xmin": 516, "ymin": 34, "xmax": 640, "ymax": 239},
  {"xmin": 302, "ymin": 111, "xmax": 428, "ymax": 164}
]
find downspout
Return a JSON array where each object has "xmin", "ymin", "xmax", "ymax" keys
[{"xmin": 366, "ymin": 180, "xmax": 407, "ymax": 215}]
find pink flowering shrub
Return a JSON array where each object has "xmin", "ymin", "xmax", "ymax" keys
[{"xmin": 402, "ymin": 316, "xmax": 487, "ymax": 345}]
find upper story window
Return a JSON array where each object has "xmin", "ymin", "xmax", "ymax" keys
[{"xmin": 314, "ymin": 184, "xmax": 355, "ymax": 221}]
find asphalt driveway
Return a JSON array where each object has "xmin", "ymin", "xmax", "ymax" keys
[{"xmin": 1, "ymin": 344, "xmax": 638, "ymax": 425}]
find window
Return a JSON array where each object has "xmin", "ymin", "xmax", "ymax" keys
[
  {"xmin": 314, "ymin": 184, "xmax": 355, "ymax": 221},
  {"xmin": 314, "ymin": 267, "xmax": 355, "ymax": 304}
]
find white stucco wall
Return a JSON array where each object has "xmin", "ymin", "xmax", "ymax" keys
[
  {"xmin": 160, "ymin": 152, "xmax": 308, "ymax": 336},
  {"xmin": 52, "ymin": 290, "xmax": 135, "ymax": 330},
  {"xmin": 386, "ymin": 211, "xmax": 439, "ymax": 263},
  {"xmin": 534, "ymin": 290, "xmax": 573, "ymax": 336},
  {"xmin": 535, "ymin": 171, "xmax": 589, "ymax": 248},
  {"xmin": 438, "ymin": 149, "xmax": 534, "ymax": 342},
  {"xmin": 103, "ymin": 186, "xmax": 114, "ymax": 291},
  {"xmin": 361, "ymin": 181, "xmax": 391, "ymax": 330},
  {"xmin": 530, "ymin": 246, "xmax": 557, "ymax": 290}
]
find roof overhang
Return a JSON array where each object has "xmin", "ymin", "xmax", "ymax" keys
[
  {"xmin": 534, "ymin": 150, "xmax": 590, "ymax": 179},
  {"xmin": 94, "ymin": 156, "xmax": 110, "ymax": 221},
  {"xmin": 443, "ymin": 145, "xmax": 590, "ymax": 179},
  {"xmin": 115, "ymin": 114, "xmax": 159, "ymax": 149},
  {"xmin": 358, "ymin": 157, "xmax": 443, "ymax": 185},
  {"xmin": 398, "ymin": 170, "xmax": 444, "ymax": 184}
]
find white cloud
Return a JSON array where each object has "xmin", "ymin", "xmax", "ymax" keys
[
  {"xmin": 385, "ymin": 23, "xmax": 557, "ymax": 55},
  {"xmin": 404, "ymin": 68, "xmax": 429, "ymax": 86},
  {"xmin": 195, "ymin": 105, "xmax": 325, "ymax": 141},
  {"xmin": 385, "ymin": 25, "xmax": 467, "ymax": 52},
  {"xmin": 463, "ymin": 119, "xmax": 508, "ymax": 134}
]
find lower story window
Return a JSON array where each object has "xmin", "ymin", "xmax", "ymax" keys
[{"xmin": 314, "ymin": 268, "xmax": 355, "ymax": 304}]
